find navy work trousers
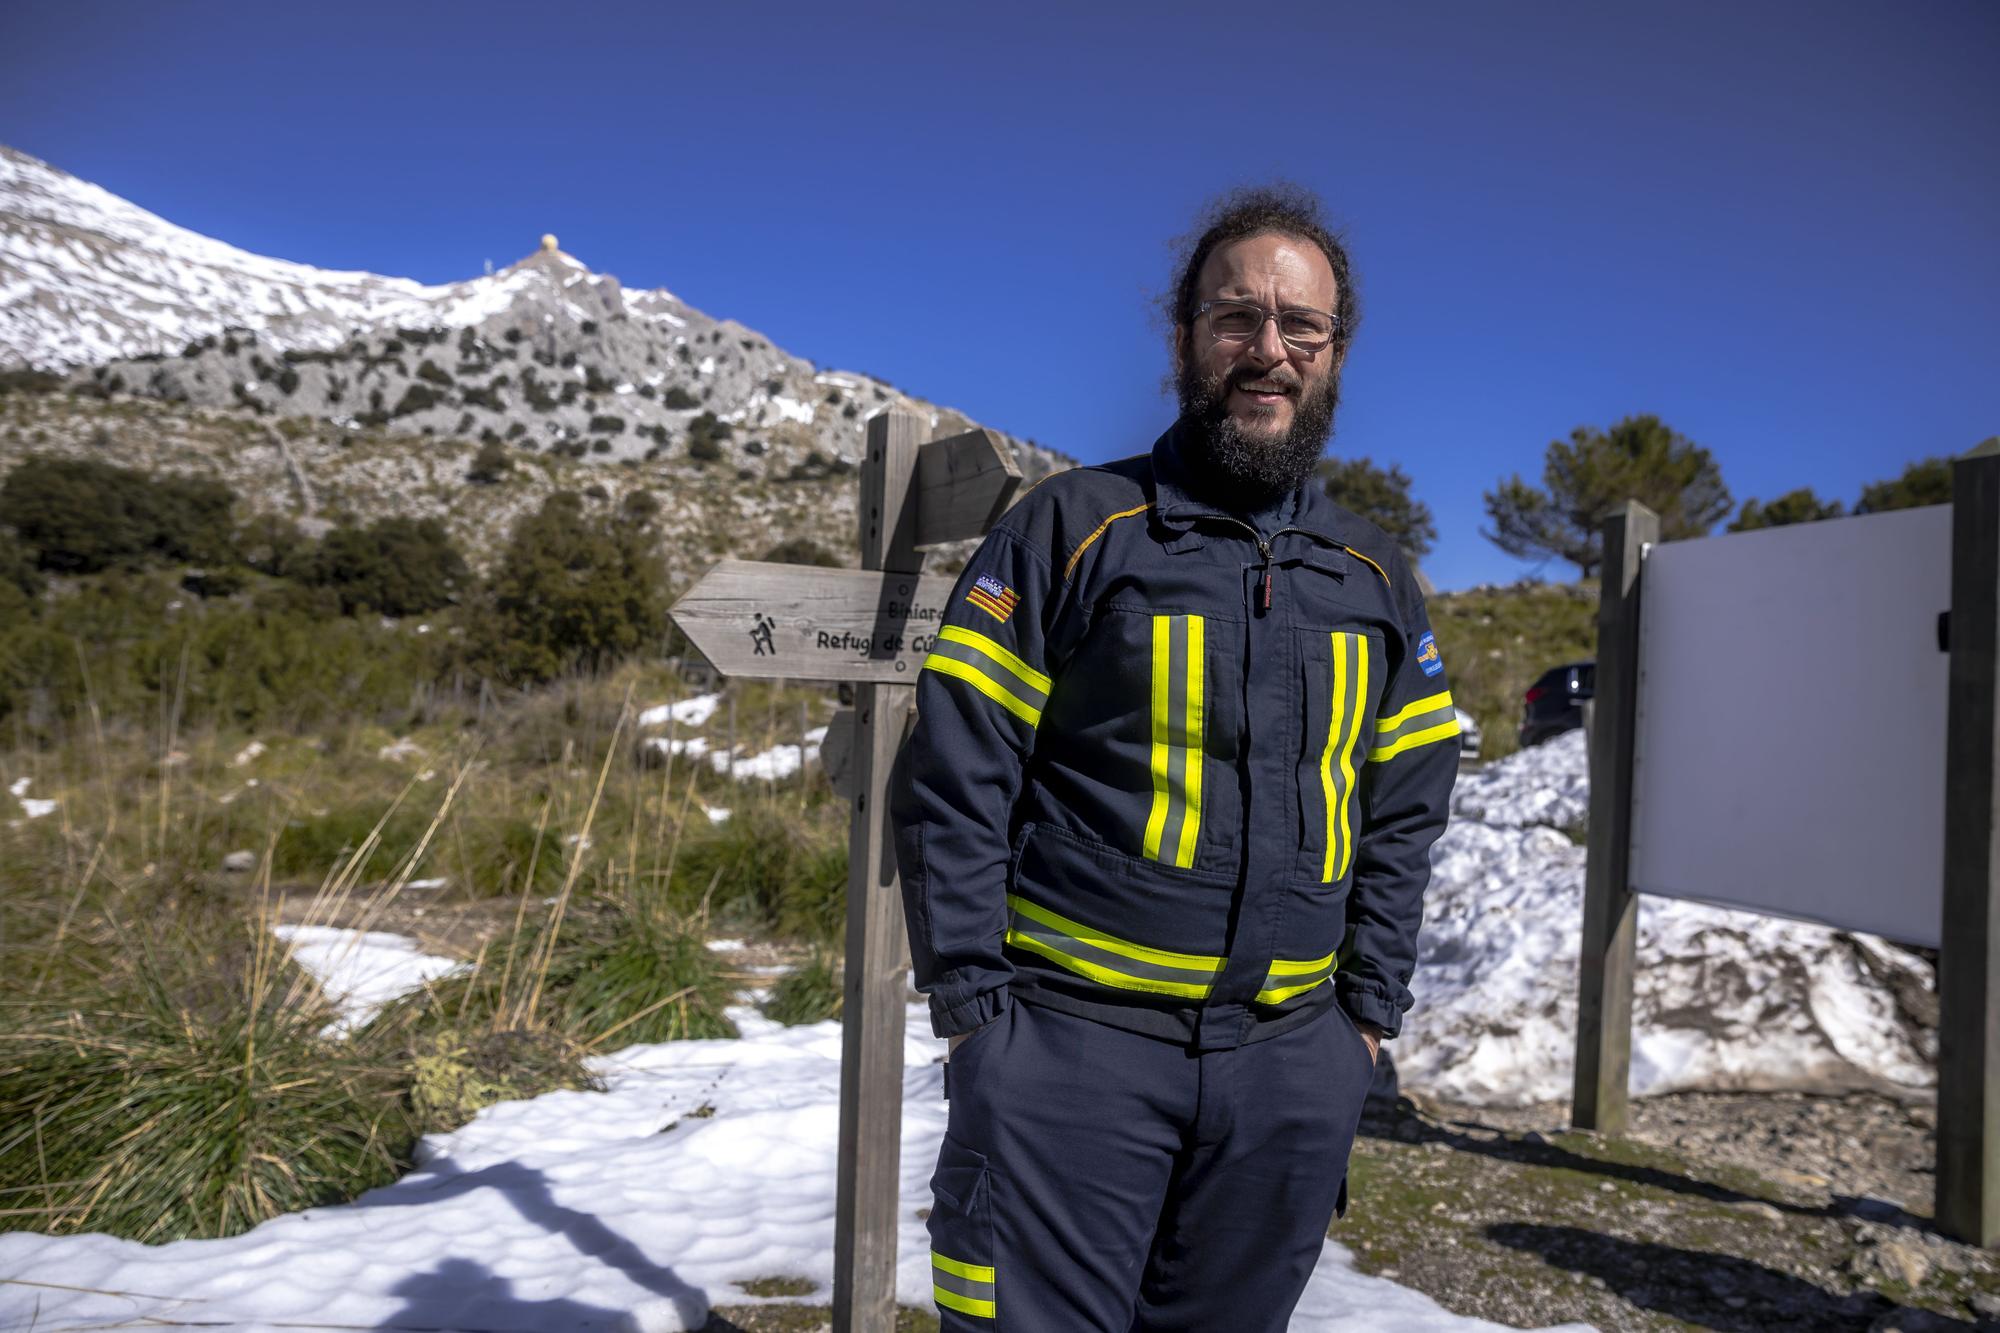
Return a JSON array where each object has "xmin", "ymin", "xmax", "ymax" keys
[{"xmin": 925, "ymin": 998, "xmax": 1375, "ymax": 1331}]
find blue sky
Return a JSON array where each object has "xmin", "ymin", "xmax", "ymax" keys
[{"xmin": 3, "ymin": 0, "xmax": 1994, "ymax": 589}]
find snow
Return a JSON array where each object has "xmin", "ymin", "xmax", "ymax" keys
[
  {"xmin": 0, "ymin": 995, "xmax": 1586, "ymax": 1333},
  {"xmin": 765, "ymin": 394, "xmax": 816, "ymax": 424},
  {"xmin": 0, "ymin": 146, "xmax": 694, "ymax": 370},
  {"xmin": 1397, "ymin": 728, "xmax": 1936, "ymax": 1105},
  {"xmin": 636, "ymin": 693, "xmax": 720, "ymax": 729},
  {"xmin": 0, "ymin": 708, "xmax": 1936, "ymax": 1331},
  {"xmin": 271, "ymin": 924, "xmax": 464, "ymax": 1038},
  {"xmin": 231, "ymin": 740, "xmax": 266, "ymax": 767},
  {"xmin": 9, "ymin": 775, "xmax": 56, "ymax": 820}
]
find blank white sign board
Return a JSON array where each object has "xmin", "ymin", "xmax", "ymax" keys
[{"xmin": 1629, "ymin": 505, "xmax": 1950, "ymax": 948}]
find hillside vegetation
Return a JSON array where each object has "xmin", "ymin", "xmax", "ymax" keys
[{"xmin": 1428, "ymin": 580, "xmax": 1600, "ymax": 761}]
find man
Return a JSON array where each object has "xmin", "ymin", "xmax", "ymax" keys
[{"xmin": 890, "ymin": 185, "xmax": 1459, "ymax": 1330}]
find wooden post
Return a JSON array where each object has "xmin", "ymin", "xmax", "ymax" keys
[
  {"xmin": 1939, "ymin": 442, "xmax": 2000, "ymax": 1245},
  {"xmin": 666, "ymin": 419, "xmax": 1017, "ymax": 1323},
  {"xmin": 1573, "ymin": 501, "xmax": 1657, "ymax": 1134},
  {"xmin": 833, "ymin": 409, "xmax": 924, "ymax": 1330}
]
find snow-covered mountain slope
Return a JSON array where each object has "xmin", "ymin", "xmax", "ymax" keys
[
  {"xmin": 2, "ymin": 144, "xmax": 476, "ymax": 368},
  {"xmin": 0, "ymin": 144, "xmax": 1071, "ymax": 487}
]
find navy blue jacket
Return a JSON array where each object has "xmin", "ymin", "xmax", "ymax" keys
[{"xmin": 890, "ymin": 420, "xmax": 1459, "ymax": 1050}]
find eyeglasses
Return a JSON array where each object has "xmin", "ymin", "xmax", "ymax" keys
[{"xmin": 1194, "ymin": 299, "xmax": 1339, "ymax": 352}]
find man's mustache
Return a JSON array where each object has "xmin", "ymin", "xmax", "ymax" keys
[{"xmin": 1228, "ymin": 368, "xmax": 1300, "ymax": 394}]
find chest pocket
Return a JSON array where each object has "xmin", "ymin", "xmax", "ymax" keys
[
  {"xmin": 1143, "ymin": 612, "xmax": 1207, "ymax": 869},
  {"xmin": 1297, "ymin": 627, "xmax": 1385, "ymax": 885}
]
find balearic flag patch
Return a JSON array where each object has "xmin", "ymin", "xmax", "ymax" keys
[{"xmin": 965, "ymin": 573, "xmax": 1019, "ymax": 624}]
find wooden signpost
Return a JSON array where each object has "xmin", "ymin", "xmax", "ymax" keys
[{"xmin": 670, "ymin": 410, "xmax": 1021, "ymax": 1329}]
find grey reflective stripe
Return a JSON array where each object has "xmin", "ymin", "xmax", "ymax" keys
[
  {"xmin": 1257, "ymin": 956, "xmax": 1335, "ymax": 1004},
  {"xmin": 1265, "ymin": 959, "xmax": 1333, "ymax": 989},
  {"xmin": 933, "ymin": 1268, "xmax": 996, "ymax": 1304},
  {"xmin": 925, "ymin": 634, "xmax": 1048, "ymax": 712},
  {"xmin": 1006, "ymin": 907, "xmax": 1220, "ymax": 994},
  {"xmin": 1376, "ymin": 702, "xmax": 1455, "ymax": 748}
]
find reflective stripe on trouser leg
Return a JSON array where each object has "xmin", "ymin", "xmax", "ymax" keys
[{"xmin": 932, "ymin": 1250, "xmax": 996, "ymax": 1319}]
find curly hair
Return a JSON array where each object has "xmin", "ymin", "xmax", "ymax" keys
[{"xmin": 1165, "ymin": 183, "xmax": 1359, "ymax": 367}]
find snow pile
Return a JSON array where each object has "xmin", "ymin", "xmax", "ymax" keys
[
  {"xmin": 1396, "ymin": 732, "xmax": 1936, "ymax": 1106},
  {"xmin": 272, "ymin": 924, "xmax": 464, "ymax": 1037},
  {"xmin": 1448, "ymin": 729, "xmax": 1589, "ymax": 829},
  {"xmin": 0, "ymin": 997, "xmax": 1587, "ymax": 1333}
]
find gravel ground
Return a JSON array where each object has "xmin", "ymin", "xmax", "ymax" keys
[{"xmin": 1345, "ymin": 1063, "xmax": 1992, "ymax": 1332}]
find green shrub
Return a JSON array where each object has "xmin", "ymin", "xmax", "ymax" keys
[
  {"xmin": 589, "ymin": 414, "xmax": 626, "ymax": 435},
  {"xmin": 765, "ymin": 951, "xmax": 842, "ymax": 1026},
  {"xmin": 304, "ymin": 518, "xmax": 468, "ymax": 617},
  {"xmin": 760, "ymin": 537, "xmax": 840, "ymax": 567},
  {"xmin": 467, "ymin": 438, "xmax": 513, "ymax": 484},
  {"xmin": 390, "ymin": 384, "xmax": 443, "ymax": 418},
  {"xmin": 416, "ymin": 360, "xmax": 454, "ymax": 387},
  {"xmin": 468, "ymin": 492, "xmax": 669, "ymax": 685},
  {"xmin": 662, "ymin": 385, "xmax": 699, "ymax": 409},
  {"xmin": 0, "ymin": 454, "xmax": 237, "ymax": 573},
  {"xmin": 0, "ymin": 918, "xmax": 416, "ymax": 1242}
]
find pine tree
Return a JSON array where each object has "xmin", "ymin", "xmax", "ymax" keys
[
  {"xmin": 1314, "ymin": 456, "xmax": 1436, "ymax": 560},
  {"xmin": 1481, "ymin": 415, "xmax": 1730, "ymax": 577}
]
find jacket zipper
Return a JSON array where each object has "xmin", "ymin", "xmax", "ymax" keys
[{"xmin": 1200, "ymin": 519, "xmax": 1324, "ymax": 612}]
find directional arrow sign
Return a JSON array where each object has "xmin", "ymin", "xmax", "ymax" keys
[
  {"xmin": 913, "ymin": 427, "xmax": 1022, "ymax": 549},
  {"xmin": 669, "ymin": 559, "xmax": 959, "ymax": 683}
]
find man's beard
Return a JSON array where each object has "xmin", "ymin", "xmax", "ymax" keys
[{"xmin": 1176, "ymin": 361, "xmax": 1340, "ymax": 513}]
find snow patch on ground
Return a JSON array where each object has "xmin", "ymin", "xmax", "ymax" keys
[
  {"xmin": 0, "ymin": 996, "xmax": 1585, "ymax": 1332},
  {"xmin": 637, "ymin": 693, "xmax": 720, "ymax": 729},
  {"xmin": 272, "ymin": 924, "xmax": 464, "ymax": 1037},
  {"xmin": 8, "ymin": 775, "xmax": 57, "ymax": 820}
]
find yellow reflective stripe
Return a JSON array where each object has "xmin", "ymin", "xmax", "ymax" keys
[
  {"xmin": 1255, "ymin": 977, "xmax": 1330, "ymax": 1004},
  {"xmin": 935, "ymin": 1287, "xmax": 997, "ymax": 1318},
  {"xmin": 1266, "ymin": 952, "xmax": 1337, "ymax": 977},
  {"xmin": 1143, "ymin": 615, "xmax": 1173, "ymax": 860},
  {"xmin": 932, "ymin": 1251, "xmax": 994, "ymax": 1283},
  {"xmin": 1062, "ymin": 501, "xmax": 1153, "ymax": 579},
  {"xmin": 1007, "ymin": 895, "xmax": 1224, "ymax": 971},
  {"xmin": 1377, "ymin": 690, "xmax": 1454, "ymax": 734},
  {"xmin": 1005, "ymin": 930, "xmax": 1215, "ymax": 1000},
  {"xmin": 1320, "ymin": 633, "xmax": 1369, "ymax": 882},
  {"xmin": 1369, "ymin": 719, "xmax": 1461, "ymax": 763},
  {"xmin": 921, "ymin": 655, "xmax": 1042, "ymax": 727},
  {"xmin": 1176, "ymin": 616, "xmax": 1204, "ymax": 869},
  {"xmin": 936, "ymin": 624, "xmax": 1050, "ymax": 693},
  {"xmin": 1336, "ymin": 635, "xmax": 1367, "ymax": 881}
]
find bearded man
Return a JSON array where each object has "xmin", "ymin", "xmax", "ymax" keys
[{"xmin": 890, "ymin": 185, "xmax": 1460, "ymax": 1331}]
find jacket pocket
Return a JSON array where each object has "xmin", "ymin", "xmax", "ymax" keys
[
  {"xmin": 1004, "ymin": 822, "xmax": 1237, "ymax": 1002},
  {"xmin": 928, "ymin": 1134, "xmax": 998, "ymax": 1322},
  {"xmin": 1295, "ymin": 627, "xmax": 1384, "ymax": 886}
]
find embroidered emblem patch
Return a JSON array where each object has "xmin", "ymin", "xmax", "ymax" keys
[
  {"xmin": 1416, "ymin": 631, "xmax": 1444, "ymax": 678},
  {"xmin": 965, "ymin": 573, "xmax": 1019, "ymax": 624}
]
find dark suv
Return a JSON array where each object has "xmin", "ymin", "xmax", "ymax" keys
[{"xmin": 1518, "ymin": 661, "xmax": 1595, "ymax": 749}]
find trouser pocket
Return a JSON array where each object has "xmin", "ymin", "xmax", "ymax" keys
[{"xmin": 928, "ymin": 1133, "xmax": 998, "ymax": 1325}]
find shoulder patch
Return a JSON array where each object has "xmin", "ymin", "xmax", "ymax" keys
[
  {"xmin": 1416, "ymin": 631, "xmax": 1443, "ymax": 678},
  {"xmin": 966, "ymin": 573, "xmax": 1019, "ymax": 624}
]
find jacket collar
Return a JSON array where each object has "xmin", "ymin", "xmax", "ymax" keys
[{"xmin": 1149, "ymin": 418, "xmax": 1370, "ymax": 555}]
